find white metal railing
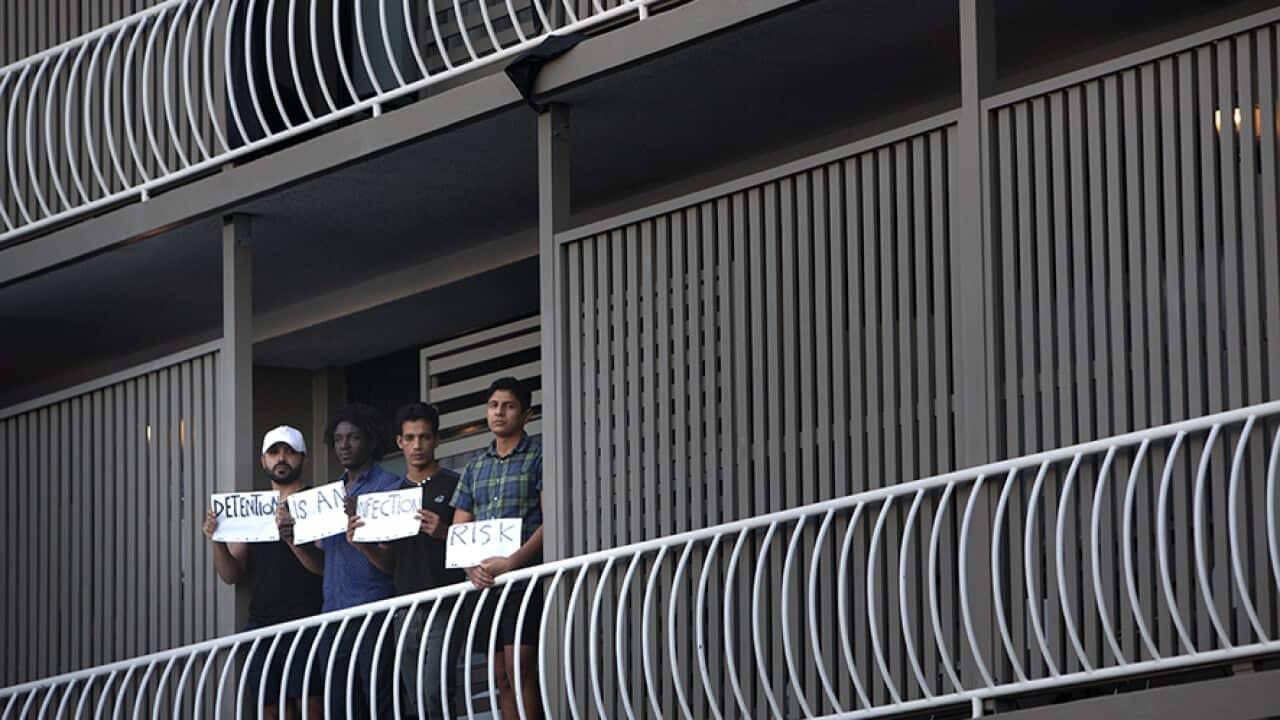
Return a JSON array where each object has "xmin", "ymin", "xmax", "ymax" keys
[
  {"xmin": 0, "ymin": 0, "xmax": 657, "ymax": 244},
  {"xmin": 3, "ymin": 400, "xmax": 1280, "ymax": 718}
]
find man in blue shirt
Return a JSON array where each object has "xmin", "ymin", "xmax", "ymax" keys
[{"xmin": 280, "ymin": 403, "xmax": 400, "ymax": 719}]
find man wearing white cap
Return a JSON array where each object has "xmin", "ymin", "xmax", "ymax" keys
[{"xmin": 203, "ymin": 425, "xmax": 324, "ymax": 720}]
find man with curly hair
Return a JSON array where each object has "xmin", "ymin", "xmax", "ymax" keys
[{"xmin": 279, "ymin": 403, "xmax": 400, "ymax": 718}]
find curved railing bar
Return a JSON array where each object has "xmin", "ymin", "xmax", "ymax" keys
[
  {"xmin": 410, "ymin": 598, "xmax": 441, "ymax": 720},
  {"xmin": 667, "ymin": 541, "xmax": 698, "ymax": 720},
  {"xmin": 511, "ymin": 575, "xmax": 540, "ymax": 720},
  {"xmin": 1121, "ymin": 440, "xmax": 1160, "ymax": 660},
  {"xmin": 181, "ymin": 0, "xmax": 214, "ymax": 161},
  {"xmin": 64, "ymin": 40, "xmax": 94, "ymax": 204},
  {"xmin": 562, "ymin": 562, "xmax": 593, "ymax": 720},
  {"xmin": 23, "ymin": 57, "xmax": 55, "ymax": 219},
  {"xmin": 487, "ymin": 581, "xmax": 515, "ymax": 720},
  {"xmin": 640, "ymin": 546, "xmax": 668, "ymax": 720},
  {"xmin": 1156, "ymin": 431, "xmax": 1196, "ymax": 655},
  {"xmin": 275, "ymin": 625, "xmax": 307, "ymax": 719},
  {"xmin": 377, "ymin": 0, "xmax": 410, "ymax": 89},
  {"xmin": 475, "ymin": 0, "xmax": 505, "ymax": 55},
  {"xmin": 992, "ymin": 467, "xmax": 1029, "ymax": 682},
  {"xmin": 241, "ymin": 0, "xmax": 274, "ymax": 139},
  {"xmin": 51, "ymin": 677, "xmax": 78, "ymax": 720},
  {"xmin": 437, "ymin": 592, "xmax": 465, "ymax": 720},
  {"xmin": 41, "ymin": 49, "xmax": 73, "ymax": 212},
  {"xmin": 536, "ymin": 569, "xmax": 567, "ymax": 720},
  {"xmin": 353, "ymin": 0, "xmax": 386, "ymax": 98},
  {"xmin": 1227, "ymin": 416, "xmax": 1268, "ymax": 642},
  {"xmin": 780, "ymin": 517, "xmax": 817, "ymax": 717},
  {"xmin": 588, "ymin": 556, "xmax": 618, "ymax": 720},
  {"xmin": 1089, "ymin": 447, "xmax": 1127, "ymax": 666},
  {"xmin": 331, "ymin": 0, "xmax": 361, "ymax": 105},
  {"xmin": 401, "ymin": 0, "xmax": 431, "ymax": 81},
  {"xmin": 614, "ymin": 552, "xmax": 644, "ymax": 720},
  {"xmin": 959, "ymin": 475, "xmax": 996, "ymax": 687},
  {"xmin": 721, "ymin": 528, "xmax": 754, "ymax": 720},
  {"xmin": 867, "ymin": 499, "xmax": 904, "ymax": 704},
  {"xmin": 307, "ymin": 0, "xmax": 339, "ymax": 113},
  {"xmin": 927, "ymin": 483, "xmax": 964, "ymax": 693},
  {"xmin": 1268, "ymin": 426, "xmax": 1280, "ymax": 596},
  {"xmin": 899, "ymin": 489, "xmax": 936, "ymax": 696},
  {"xmin": 161, "ymin": 1, "xmax": 193, "ymax": 168},
  {"xmin": 72, "ymin": 676, "xmax": 96, "ymax": 720},
  {"xmin": 1054, "ymin": 454, "xmax": 1092, "ymax": 671},
  {"xmin": 147, "ymin": 656, "xmax": 177, "ymax": 720},
  {"xmin": 388, "ymin": 598, "xmax": 420, "ymax": 719},
  {"xmin": 461, "ymin": 587, "xmax": 490, "ymax": 719},
  {"xmin": 450, "ymin": 0, "xmax": 481, "ymax": 63},
  {"xmin": 6, "ymin": 65, "xmax": 36, "ymax": 224},
  {"xmin": 836, "ymin": 503, "xmax": 873, "ymax": 709},
  {"xmin": 297, "ymin": 618, "xmax": 330, "ymax": 720},
  {"xmin": 34, "ymin": 684, "xmax": 57, "ymax": 720},
  {"xmin": 1193, "ymin": 424, "xmax": 1233, "ymax": 649},
  {"xmin": 201, "ymin": 0, "xmax": 232, "ymax": 153},
  {"xmin": 264, "ymin": 0, "xmax": 296, "ymax": 130},
  {"xmin": 92, "ymin": 670, "xmax": 120, "ymax": 720},
  {"xmin": 808, "ymin": 509, "xmax": 844, "ymax": 711},
  {"xmin": 81, "ymin": 34, "xmax": 114, "ymax": 197},
  {"xmin": 1023, "ymin": 459, "xmax": 1060, "ymax": 676},
  {"xmin": 426, "ymin": 0, "xmax": 456, "ymax": 72},
  {"xmin": 233, "ymin": 636, "xmax": 264, "ymax": 720},
  {"xmin": 695, "ymin": 535, "xmax": 726, "ymax": 720},
  {"xmin": 285, "ymin": 0, "xmax": 318, "ymax": 121},
  {"xmin": 751, "ymin": 522, "xmax": 785, "ymax": 719},
  {"xmin": 139, "ymin": 9, "xmax": 174, "ymax": 174},
  {"xmin": 367, "ymin": 607, "xmax": 400, "ymax": 720},
  {"xmin": 504, "ymin": 0, "xmax": 530, "ymax": 45}
]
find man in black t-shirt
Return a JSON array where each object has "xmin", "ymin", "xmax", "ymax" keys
[
  {"xmin": 203, "ymin": 425, "xmax": 324, "ymax": 720},
  {"xmin": 347, "ymin": 402, "xmax": 465, "ymax": 719}
]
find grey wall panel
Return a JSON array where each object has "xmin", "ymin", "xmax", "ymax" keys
[
  {"xmin": 986, "ymin": 21, "xmax": 1280, "ymax": 671},
  {"xmin": 552, "ymin": 123, "xmax": 961, "ymax": 713},
  {"xmin": 0, "ymin": 350, "xmax": 220, "ymax": 686},
  {"xmin": 557, "ymin": 124, "xmax": 960, "ymax": 556}
]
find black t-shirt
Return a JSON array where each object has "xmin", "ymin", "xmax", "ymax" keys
[
  {"xmin": 389, "ymin": 469, "xmax": 467, "ymax": 595},
  {"xmin": 246, "ymin": 532, "xmax": 324, "ymax": 626}
]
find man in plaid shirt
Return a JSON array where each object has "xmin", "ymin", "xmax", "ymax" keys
[{"xmin": 451, "ymin": 376, "xmax": 544, "ymax": 719}]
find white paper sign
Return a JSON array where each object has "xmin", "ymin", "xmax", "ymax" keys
[
  {"xmin": 351, "ymin": 488, "xmax": 422, "ymax": 542},
  {"xmin": 210, "ymin": 491, "xmax": 280, "ymax": 543},
  {"xmin": 286, "ymin": 481, "xmax": 347, "ymax": 544},
  {"xmin": 445, "ymin": 519, "xmax": 523, "ymax": 569}
]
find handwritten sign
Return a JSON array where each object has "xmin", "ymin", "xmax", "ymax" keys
[
  {"xmin": 210, "ymin": 491, "xmax": 280, "ymax": 543},
  {"xmin": 351, "ymin": 487, "xmax": 422, "ymax": 542},
  {"xmin": 446, "ymin": 519, "xmax": 523, "ymax": 569},
  {"xmin": 286, "ymin": 481, "xmax": 347, "ymax": 544}
]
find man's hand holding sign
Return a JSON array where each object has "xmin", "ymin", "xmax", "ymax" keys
[{"xmin": 445, "ymin": 519, "xmax": 523, "ymax": 587}]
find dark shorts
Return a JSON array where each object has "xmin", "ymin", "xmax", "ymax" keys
[
  {"xmin": 243, "ymin": 622, "xmax": 323, "ymax": 700},
  {"xmin": 463, "ymin": 579, "xmax": 545, "ymax": 649}
]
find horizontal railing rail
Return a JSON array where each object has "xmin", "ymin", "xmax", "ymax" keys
[
  {"xmin": 3, "ymin": 399, "xmax": 1280, "ymax": 718},
  {"xmin": 0, "ymin": 0, "xmax": 660, "ymax": 245}
]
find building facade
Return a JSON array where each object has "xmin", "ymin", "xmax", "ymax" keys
[{"xmin": 2, "ymin": 0, "xmax": 1280, "ymax": 717}]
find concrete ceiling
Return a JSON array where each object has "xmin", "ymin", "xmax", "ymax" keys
[{"xmin": 0, "ymin": 0, "xmax": 1273, "ymax": 407}]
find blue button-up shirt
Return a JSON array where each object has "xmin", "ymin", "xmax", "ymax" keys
[{"xmin": 317, "ymin": 464, "xmax": 401, "ymax": 611}]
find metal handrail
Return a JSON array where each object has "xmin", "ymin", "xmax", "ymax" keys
[
  {"xmin": 3, "ymin": 398, "xmax": 1280, "ymax": 718},
  {"xmin": 0, "ymin": 0, "xmax": 659, "ymax": 244}
]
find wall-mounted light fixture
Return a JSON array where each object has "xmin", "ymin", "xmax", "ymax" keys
[{"xmin": 1214, "ymin": 105, "xmax": 1262, "ymax": 138}]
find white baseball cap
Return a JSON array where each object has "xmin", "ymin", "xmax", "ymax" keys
[{"xmin": 261, "ymin": 425, "xmax": 307, "ymax": 455}]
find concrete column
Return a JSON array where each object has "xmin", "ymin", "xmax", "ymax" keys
[
  {"xmin": 538, "ymin": 104, "xmax": 571, "ymax": 563},
  {"xmin": 217, "ymin": 213, "xmax": 253, "ymax": 635},
  {"xmin": 955, "ymin": 0, "xmax": 999, "ymax": 686}
]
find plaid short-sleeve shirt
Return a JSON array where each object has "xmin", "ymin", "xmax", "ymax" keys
[{"xmin": 451, "ymin": 433, "xmax": 542, "ymax": 543}]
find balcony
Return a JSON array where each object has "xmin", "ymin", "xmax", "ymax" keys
[{"xmin": 2, "ymin": 401, "xmax": 1279, "ymax": 717}]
